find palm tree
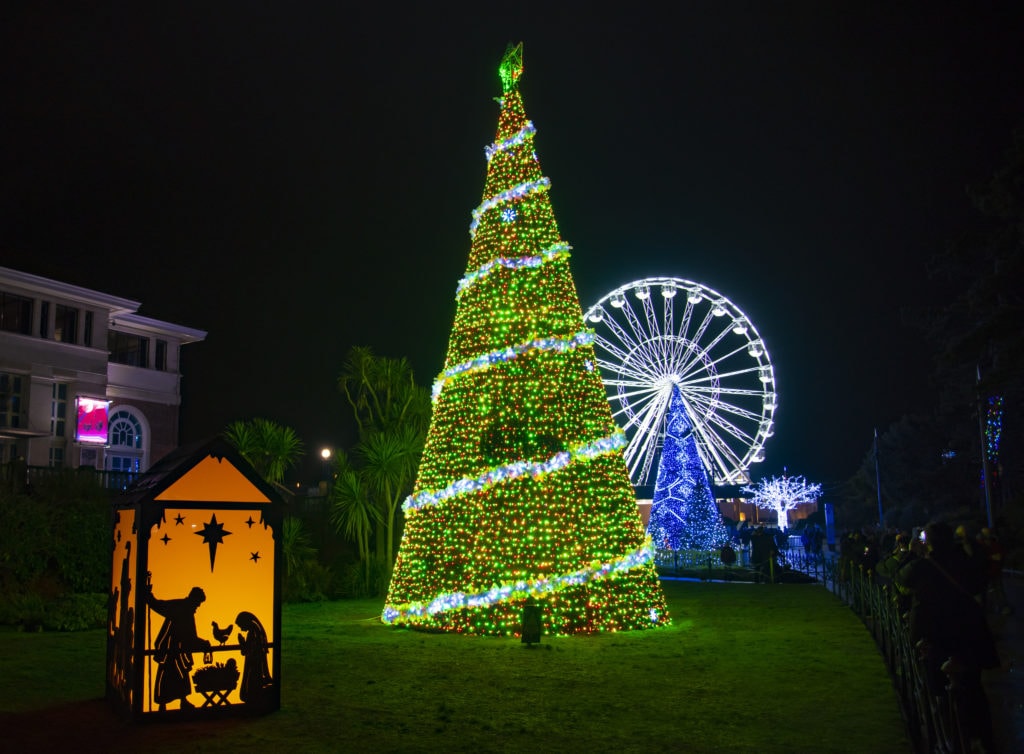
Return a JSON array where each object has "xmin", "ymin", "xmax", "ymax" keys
[
  {"xmin": 281, "ymin": 516, "xmax": 317, "ymax": 578},
  {"xmin": 224, "ymin": 418, "xmax": 305, "ymax": 485},
  {"xmin": 329, "ymin": 459, "xmax": 382, "ymax": 593},
  {"xmin": 336, "ymin": 346, "xmax": 431, "ymax": 570},
  {"xmin": 338, "ymin": 347, "xmax": 431, "ymax": 438},
  {"xmin": 357, "ymin": 425, "xmax": 423, "ymax": 566}
]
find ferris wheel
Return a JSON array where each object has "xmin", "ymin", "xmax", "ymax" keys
[{"xmin": 583, "ymin": 277, "xmax": 776, "ymax": 487}]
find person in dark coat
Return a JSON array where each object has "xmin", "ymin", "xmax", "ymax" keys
[
  {"xmin": 896, "ymin": 521, "xmax": 999, "ymax": 752},
  {"xmin": 750, "ymin": 526, "xmax": 776, "ymax": 583}
]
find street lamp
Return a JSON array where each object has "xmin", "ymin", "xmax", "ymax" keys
[{"xmin": 320, "ymin": 448, "xmax": 332, "ymax": 496}]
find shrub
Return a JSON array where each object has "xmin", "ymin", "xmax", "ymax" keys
[
  {"xmin": 284, "ymin": 559, "xmax": 334, "ymax": 603},
  {"xmin": 42, "ymin": 593, "xmax": 107, "ymax": 632},
  {"xmin": 335, "ymin": 554, "xmax": 391, "ymax": 599},
  {"xmin": 0, "ymin": 592, "xmax": 105, "ymax": 632},
  {"xmin": 0, "ymin": 472, "xmax": 110, "ymax": 597}
]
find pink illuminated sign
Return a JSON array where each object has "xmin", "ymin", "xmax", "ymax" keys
[{"xmin": 76, "ymin": 397, "xmax": 111, "ymax": 445}]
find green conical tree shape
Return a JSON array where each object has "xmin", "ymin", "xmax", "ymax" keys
[{"xmin": 383, "ymin": 43, "xmax": 669, "ymax": 636}]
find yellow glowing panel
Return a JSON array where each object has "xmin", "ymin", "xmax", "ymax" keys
[
  {"xmin": 155, "ymin": 455, "xmax": 271, "ymax": 503},
  {"xmin": 108, "ymin": 508, "xmax": 137, "ymax": 707},
  {"xmin": 143, "ymin": 508, "xmax": 276, "ymax": 712}
]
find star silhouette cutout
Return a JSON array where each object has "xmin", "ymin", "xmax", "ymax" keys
[
  {"xmin": 195, "ymin": 514, "xmax": 232, "ymax": 572},
  {"xmin": 245, "ymin": 516, "xmax": 256, "ymax": 528},
  {"xmin": 174, "ymin": 513, "xmax": 185, "ymax": 525},
  {"xmin": 161, "ymin": 533, "xmax": 171, "ymax": 545},
  {"xmin": 250, "ymin": 551, "xmax": 261, "ymax": 563}
]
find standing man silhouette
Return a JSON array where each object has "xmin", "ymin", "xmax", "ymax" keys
[{"xmin": 145, "ymin": 581, "xmax": 211, "ymax": 711}]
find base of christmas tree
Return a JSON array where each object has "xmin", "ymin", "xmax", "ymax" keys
[{"xmin": 384, "ymin": 568, "xmax": 670, "ymax": 637}]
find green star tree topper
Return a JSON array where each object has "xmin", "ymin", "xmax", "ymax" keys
[{"xmin": 383, "ymin": 44, "xmax": 669, "ymax": 636}]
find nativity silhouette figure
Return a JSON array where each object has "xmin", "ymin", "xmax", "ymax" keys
[
  {"xmin": 143, "ymin": 577, "xmax": 211, "ymax": 711},
  {"xmin": 236, "ymin": 610, "xmax": 274, "ymax": 704}
]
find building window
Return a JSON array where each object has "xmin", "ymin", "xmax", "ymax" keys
[
  {"xmin": 54, "ymin": 304, "xmax": 78, "ymax": 344},
  {"xmin": 83, "ymin": 311, "xmax": 93, "ymax": 347},
  {"xmin": 109, "ymin": 455, "xmax": 139, "ymax": 474},
  {"xmin": 109, "ymin": 331, "xmax": 149, "ymax": 367},
  {"xmin": 0, "ymin": 292, "xmax": 32, "ymax": 335},
  {"xmin": 49, "ymin": 446, "xmax": 65, "ymax": 468},
  {"xmin": 51, "ymin": 383, "xmax": 67, "ymax": 438},
  {"xmin": 109, "ymin": 410, "xmax": 143, "ymax": 450},
  {"xmin": 108, "ymin": 409, "xmax": 144, "ymax": 482},
  {"xmin": 155, "ymin": 339, "xmax": 167, "ymax": 371},
  {"xmin": 0, "ymin": 373, "xmax": 24, "ymax": 429},
  {"xmin": 40, "ymin": 301, "xmax": 50, "ymax": 338}
]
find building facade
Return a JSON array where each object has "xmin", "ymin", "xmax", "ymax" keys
[{"xmin": 0, "ymin": 266, "xmax": 205, "ymax": 476}]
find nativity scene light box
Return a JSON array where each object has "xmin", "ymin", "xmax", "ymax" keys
[{"xmin": 107, "ymin": 437, "xmax": 284, "ymax": 720}]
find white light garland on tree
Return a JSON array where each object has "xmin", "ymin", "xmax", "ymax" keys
[{"xmin": 742, "ymin": 473, "xmax": 822, "ymax": 531}]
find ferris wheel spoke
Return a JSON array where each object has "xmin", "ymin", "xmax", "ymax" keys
[
  {"xmin": 640, "ymin": 293, "xmax": 674, "ymax": 373},
  {"xmin": 705, "ymin": 400, "xmax": 763, "ymax": 426},
  {"xmin": 677, "ymin": 384, "xmax": 762, "ymax": 411},
  {"xmin": 622, "ymin": 385, "xmax": 671, "ymax": 482},
  {"xmin": 689, "ymin": 422, "xmax": 736, "ymax": 483},
  {"xmin": 680, "ymin": 390, "xmax": 762, "ymax": 426},
  {"xmin": 617, "ymin": 295, "xmax": 653, "ymax": 349},
  {"xmin": 690, "ymin": 316, "xmax": 740, "ymax": 361},
  {"xmin": 691, "ymin": 418, "xmax": 748, "ymax": 479},
  {"xmin": 682, "ymin": 386, "xmax": 761, "ymax": 452},
  {"xmin": 606, "ymin": 381, "xmax": 670, "ymax": 397},
  {"xmin": 697, "ymin": 404, "xmax": 759, "ymax": 450},
  {"xmin": 679, "ymin": 382, "xmax": 765, "ymax": 399},
  {"xmin": 691, "ymin": 341, "xmax": 764, "ymax": 379},
  {"xmin": 595, "ymin": 356, "xmax": 658, "ymax": 385},
  {"xmin": 601, "ymin": 359, "xmax": 671, "ymax": 392},
  {"xmin": 675, "ymin": 307, "xmax": 717, "ymax": 376},
  {"xmin": 610, "ymin": 389, "xmax": 671, "ymax": 419},
  {"xmin": 596, "ymin": 323, "xmax": 668, "ymax": 386},
  {"xmin": 600, "ymin": 345, "xmax": 676, "ymax": 387},
  {"xmin": 594, "ymin": 322, "xmax": 643, "ymax": 369},
  {"xmin": 676, "ymin": 297, "xmax": 697, "ymax": 345},
  {"xmin": 592, "ymin": 334, "xmax": 635, "ymax": 368},
  {"xmin": 674, "ymin": 355, "xmax": 765, "ymax": 388},
  {"xmin": 609, "ymin": 380, "xmax": 666, "ymax": 417},
  {"xmin": 661, "ymin": 294, "xmax": 674, "ymax": 367}
]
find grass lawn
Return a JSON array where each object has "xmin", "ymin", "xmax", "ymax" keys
[{"xmin": 0, "ymin": 580, "xmax": 910, "ymax": 753}]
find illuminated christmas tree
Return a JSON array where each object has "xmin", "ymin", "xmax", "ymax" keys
[
  {"xmin": 647, "ymin": 385, "xmax": 729, "ymax": 551},
  {"xmin": 383, "ymin": 43, "xmax": 669, "ymax": 636}
]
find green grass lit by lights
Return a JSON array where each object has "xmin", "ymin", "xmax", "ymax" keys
[{"xmin": 0, "ymin": 581, "xmax": 910, "ymax": 753}]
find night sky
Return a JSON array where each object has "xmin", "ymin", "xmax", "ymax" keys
[{"xmin": 4, "ymin": 4, "xmax": 1023, "ymax": 489}]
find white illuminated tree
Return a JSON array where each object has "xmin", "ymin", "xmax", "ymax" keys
[{"xmin": 742, "ymin": 474, "xmax": 822, "ymax": 531}]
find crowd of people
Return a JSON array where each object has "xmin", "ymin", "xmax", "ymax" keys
[
  {"xmin": 841, "ymin": 522, "xmax": 1013, "ymax": 618},
  {"xmin": 727, "ymin": 520, "xmax": 827, "ymax": 582},
  {"xmin": 841, "ymin": 521, "xmax": 1011, "ymax": 753},
  {"xmin": 719, "ymin": 516, "xmax": 1012, "ymax": 752}
]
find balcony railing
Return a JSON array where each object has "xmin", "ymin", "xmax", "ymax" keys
[{"xmin": 0, "ymin": 461, "xmax": 153, "ymax": 493}]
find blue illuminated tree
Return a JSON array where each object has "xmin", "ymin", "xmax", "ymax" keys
[{"xmin": 647, "ymin": 385, "xmax": 729, "ymax": 551}]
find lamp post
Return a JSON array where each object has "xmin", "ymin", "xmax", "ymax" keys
[
  {"xmin": 320, "ymin": 447, "xmax": 332, "ymax": 496},
  {"xmin": 976, "ymin": 366, "xmax": 995, "ymax": 530}
]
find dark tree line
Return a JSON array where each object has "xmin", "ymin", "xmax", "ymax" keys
[{"xmin": 841, "ymin": 126, "xmax": 1024, "ymax": 539}]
